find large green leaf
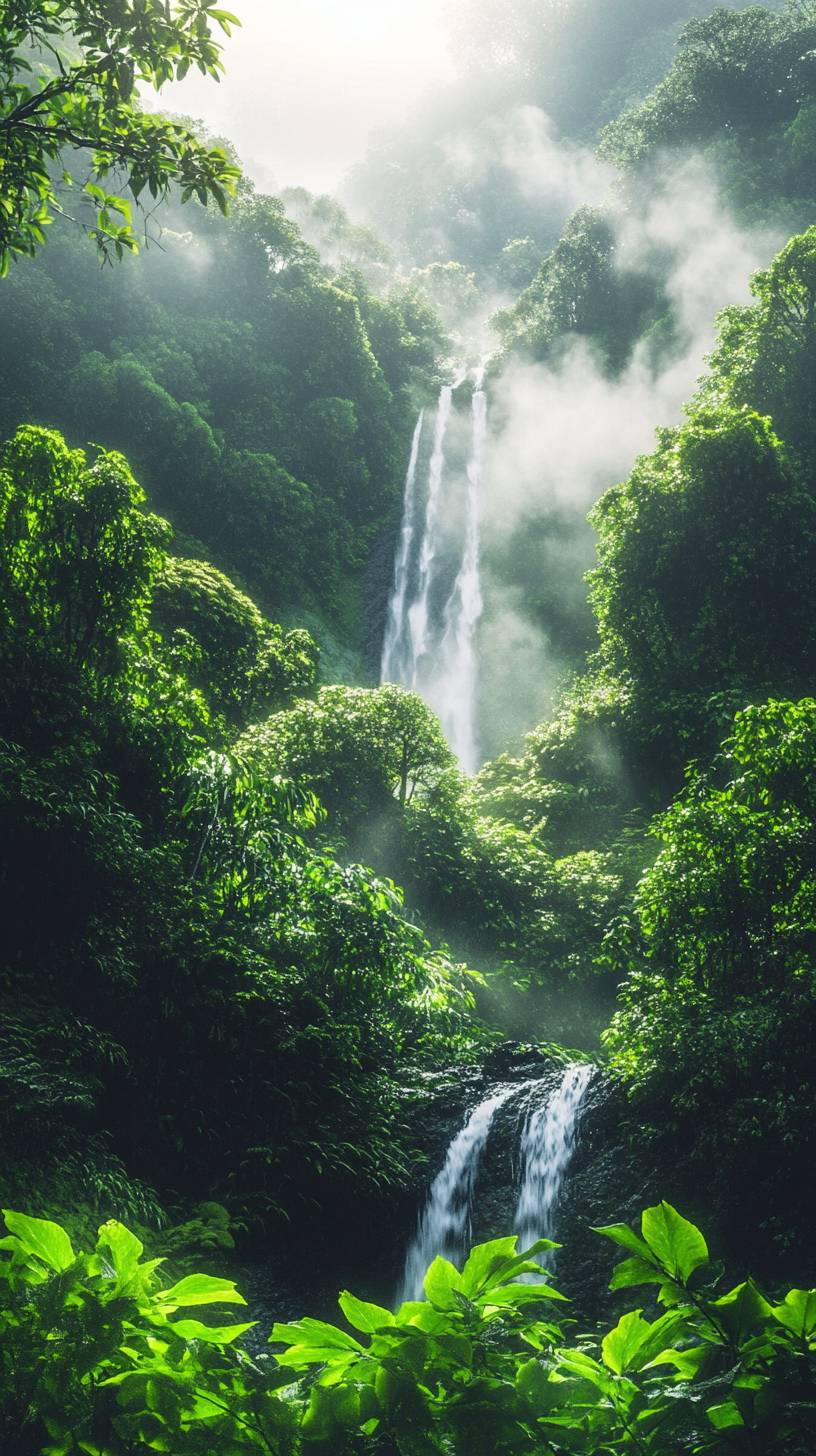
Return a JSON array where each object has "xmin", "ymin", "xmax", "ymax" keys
[
  {"xmin": 593, "ymin": 1221, "xmax": 654, "ymax": 1260},
  {"xmin": 95, "ymin": 1220, "xmax": 158, "ymax": 1296},
  {"xmin": 423, "ymin": 1255, "xmax": 463, "ymax": 1309},
  {"xmin": 170, "ymin": 1318, "xmax": 255, "ymax": 1344},
  {"xmin": 707, "ymin": 1400, "xmax": 745, "ymax": 1430},
  {"xmin": 713, "ymin": 1281, "xmax": 773, "ymax": 1345},
  {"xmin": 601, "ymin": 1310, "xmax": 652, "ymax": 1374},
  {"xmin": 772, "ymin": 1288, "xmax": 816, "ymax": 1340},
  {"xmin": 338, "ymin": 1291, "xmax": 395, "ymax": 1334},
  {"xmin": 156, "ymin": 1273, "xmax": 246, "ymax": 1308},
  {"xmin": 602, "ymin": 1309, "xmax": 689, "ymax": 1374},
  {"xmin": 2, "ymin": 1210, "xmax": 75, "ymax": 1273},
  {"xmin": 271, "ymin": 1318, "xmax": 363, "ymax": 1351},
  {"xmin": 640, "ymin": 1202, "xmax": 709, "ymax": 1282},
  {"xmin": 460, "ymin": 1237, "xmax": 519, "ymax": 1296},
  {"xmin": 476, "ymin": 1281, "xmax": 567, "ymax": 1306},
  {"xmin": 609, "ymin": 1255, "xmax": 666, "ymax": 1291}
]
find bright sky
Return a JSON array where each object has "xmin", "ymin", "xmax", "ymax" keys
[{"xmin": 153, "ymin": 0, "xmax": 457, "ymax": 195}]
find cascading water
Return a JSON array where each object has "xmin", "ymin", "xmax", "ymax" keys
[
  {"xmin": 407, "ymin": 376, "xmax": 461, "ymax": 677},
  {"xmin": 434, "ymin": 363, "xmax": 487, "ymax": 772},
  {"xmin": 380, "ymin": 410, "xmax": 425, "ymax": 686},
  {"xmin": 400, "ymin": 1064, "xmax": 593, "ymax": 1301},
  {"xmin": 513, "ymin": 1063, "xmax": 594, "ymax": 1274},
  {"xmin": 399, "ymin": 1083, "xmax": 518, "ymax": 1303},
  {"xmin": 381, "ymin": 362, "xmax": 487, "ymax": 774}
]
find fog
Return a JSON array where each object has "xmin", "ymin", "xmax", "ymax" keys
[
  {"xmin": 476, "ymin": 155, "xmax": 781, "ymax": 754},
  {"xmin": 150, "ymin": 0, "xmax": 456, "ymax": 193}
]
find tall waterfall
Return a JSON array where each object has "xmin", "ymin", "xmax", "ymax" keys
[
  {"xmin": 381, "ymin": 363, "xmax": 487, "ymax": 774},
  {"xmin": 513, "ymin": 1063, "xmax": 594, "ymax": 1274},
  {"xmin": 399, "ymin": 1064, "xmax": 593, "ymax": 1302},
  {"xmin": 399, "ymin": 1083, "xmax": 518, "ymax": 1303},
  {"xmin": 381, "ymin": 410, "xmax": 425, "ymax": 686}
]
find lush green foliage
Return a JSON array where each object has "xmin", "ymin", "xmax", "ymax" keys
[
  {"xmin": 603, "ymin": 698, "xmax": 816, "ymax": 1262},
  {"xmin": 2, "ymin": 1201, "xmax": 814, "ymax": 1453},
  {"xmin": 152, "ymin": 556, "xmax": 319, "ymax": 727},
  {"xmin": 601, "ymin": 5, "xmax": 816, "ymax": 181},
  {"xmin": 0, "ymin": 0, "xmax": 241, "ymax": 271},
  {"xmin": 239, "ymin": 684, "xmax": 455, "ymax": 829},
  {"xmin": 494, "ymin": 207, "xmax": 662, "ymax": 368},
  {"xmin": 5, "ymin": 10, "xmax": 816, "ymax": 1444},
  {"xmin": 0, "ymin": 423, "xmax": 476, "ymax": 1232},
  {"xmin": 589, "ymin": 405, "xmax": 816, "ymax": 778},
  {"xmin": 0, "ymin": 175, "xmax": 444, "ymax": 630}
]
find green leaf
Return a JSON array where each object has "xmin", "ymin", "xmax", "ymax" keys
[
  {"xmin": 460, "ymin": 1237, "xmax": 519, "ymax": 1296},
  {"xmin": 713, "ymin": 1281, "xmax": 773, "ymax": 1345},
  {"xmin": 423, "ymin": 1255, "xmax": 463, "ymax": 1309},
  {"xmin": 2, "ymin": 1210, "xmax": 74, "ymax": 1272},
  {"xmin": 477, "ymin": 1281, "xmax": 567, "ymax": 1306},
  {"xmin": 593, "ymin": 1221, "xmax": 654, "ymax": 1260},
  {"xmin": 602, "ymin": 1309, "xmax": 689, "ymax": 1373},
  {"xmin": 772, "ymin": 1288, "xmax": 816, "ymax": 1340},
  {"xmin": 601, "ymin": 1309, "xmax": 652, "ymax": 1373},
  {"xmin": 640, "ymin": 1202, "xmax": 709, "ymax": 1282},
  {"xmin": 609, "ymin": 1255, "xmax": 666, "ymax": 1291},
  {"xmin": 271, "ymin": 1317, "xmax": 363, "ymax": 1351},
  {"xmin": 516, "ymin": 1358, "xmax": 550, "ymax": 1403},
  {"xmin": 156, "ymin": 1273, "xmax": 246, "ymax": 1307},
  {"xmin": 338, "ymin": 1291, "xmax": 394, "ymax": 1333},
  {"xmin": 707, "ymin": 1400, "xmax": 745, "ymax": 1430},
  {"xmin": 301, "ymin": 1382, "xmax": 361, "ymax": 1438},
  {"xmin": 170, "ymin": 1318, "xmax": 255, "ymax": 1344},
  {"xmin": 96, "ymin": 1220, "xmax": 145, "ymax": 1288}
]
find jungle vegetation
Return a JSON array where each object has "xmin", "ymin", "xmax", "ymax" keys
[{"xmin": 1, "ymin": 0, "xmax": 816, "ymax": 1451}]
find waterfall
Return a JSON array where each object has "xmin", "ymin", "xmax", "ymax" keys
[
  {"xmin": 381, "ymin": 362, "xmax": 487, "ymax": 774},
  {"xmin": 380, "ymin": 410, "xmax": 425, "ymax": 685},
  {"xmin": 435, "ymin": 363, "xmax": 487, "ymax": 773},
  {"xmin": 399, "ymin": 1064, "xmax": 593, "ymax": 1302},
  {"xmin": 407, "ymin": 379, "xmax": 458, "ymax": 676},
  {"xmin": 513, "ymin": 1063, "xmax": 593, "ymax": 1273},
  {"xmin": 399, "ymin": 1083, "xmax": 518, "ymax": 1304}
]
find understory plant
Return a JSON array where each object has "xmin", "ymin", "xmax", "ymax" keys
[{"xmin": 1, "ymin": 1201, "xmax": 814, "ymax": 1454}]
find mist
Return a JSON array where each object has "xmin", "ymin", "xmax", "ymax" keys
[
  {"xmin": 474, "ymin": 156, "xmax": 781, "ymax": 755},
  {"xmin": 148, "ymin": 0, "xmax": 456, "ymax": 194}
]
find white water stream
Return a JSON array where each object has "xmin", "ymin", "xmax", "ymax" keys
[
  {"xmin": 381, "ymin": 362, "xmax": 487, "ymax": 774},
  {"xmin": 399, "ymin": 1083, "xmax": 518, "ymax": 1303},
  {"xmin": 513, "ymin": 1062, "xmax": 594, "ymax": 1273},
  {"xmin": 381, "ymin": 409, "xmax": 425, "ymax": 687},
  {"xmin": 399, "ymin": 1064, "xmax": 593, "ymax": 1301}
]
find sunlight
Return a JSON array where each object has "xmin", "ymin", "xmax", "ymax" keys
[{"xmin": 153, "ymin": 0, "xmax": 457, "ymax": 192}]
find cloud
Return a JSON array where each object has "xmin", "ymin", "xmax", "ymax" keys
[
  {"xmin": 484, "ymin": 157, "xmax": 781, "ymax": 533},
  {"xmin": 462, "ymin": 155, "xmax": 783, "ymax": 752}
]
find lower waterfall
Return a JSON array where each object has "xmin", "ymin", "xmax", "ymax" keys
[
  {"xmin": 513, "ymin": 1062, "xmax": 594, "ymax": 1274},
  {"xmin": 398, "ymin": 1083, "xmax": 519, "ymax": 1304},
  {"xmin": 399, "ymin": 1063, "xmax": 593, "ymax": 1301}
]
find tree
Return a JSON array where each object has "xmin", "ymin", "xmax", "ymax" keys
[
  {"xmin": 589, "ymin": 404, "xmax": 816, "ymax": 783},
  {"xmin": 238, "ymin": 684, "xmax": 455, "ymax": 831},
  {"xmin": 603, "ymin": 698, "xmax": 816, "ymax": 1264},
  {"xmin": 494, "ymin": 207, "xmax": 660, "ymax": 370},
  {"xmin": 700, "ymin": 228, "xmax": 816, "ymax": 469},
  {"xmin": 152, "ymin": 557, "xmax": 319, "ymax": 725},
  {"xmin": 0, "ymin": 0, "xmax": 241, "ymax": 272},
  {"xmin": 600, "ymin": 6, "xmax": 816, "ymax": 168},
  {"xmin": 0, "ymin": 423, "xmax": 169, "ymax": 670}
]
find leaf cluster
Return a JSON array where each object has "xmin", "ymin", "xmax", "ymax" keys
[{"xmin": 2, "ymin": 1201, "xmax": 815, "ymax": 1454}]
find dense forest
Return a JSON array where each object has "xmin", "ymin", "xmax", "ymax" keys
[{"xmin": 1, "ymin": 0, "xmax": 816, "ymax": 1451}]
